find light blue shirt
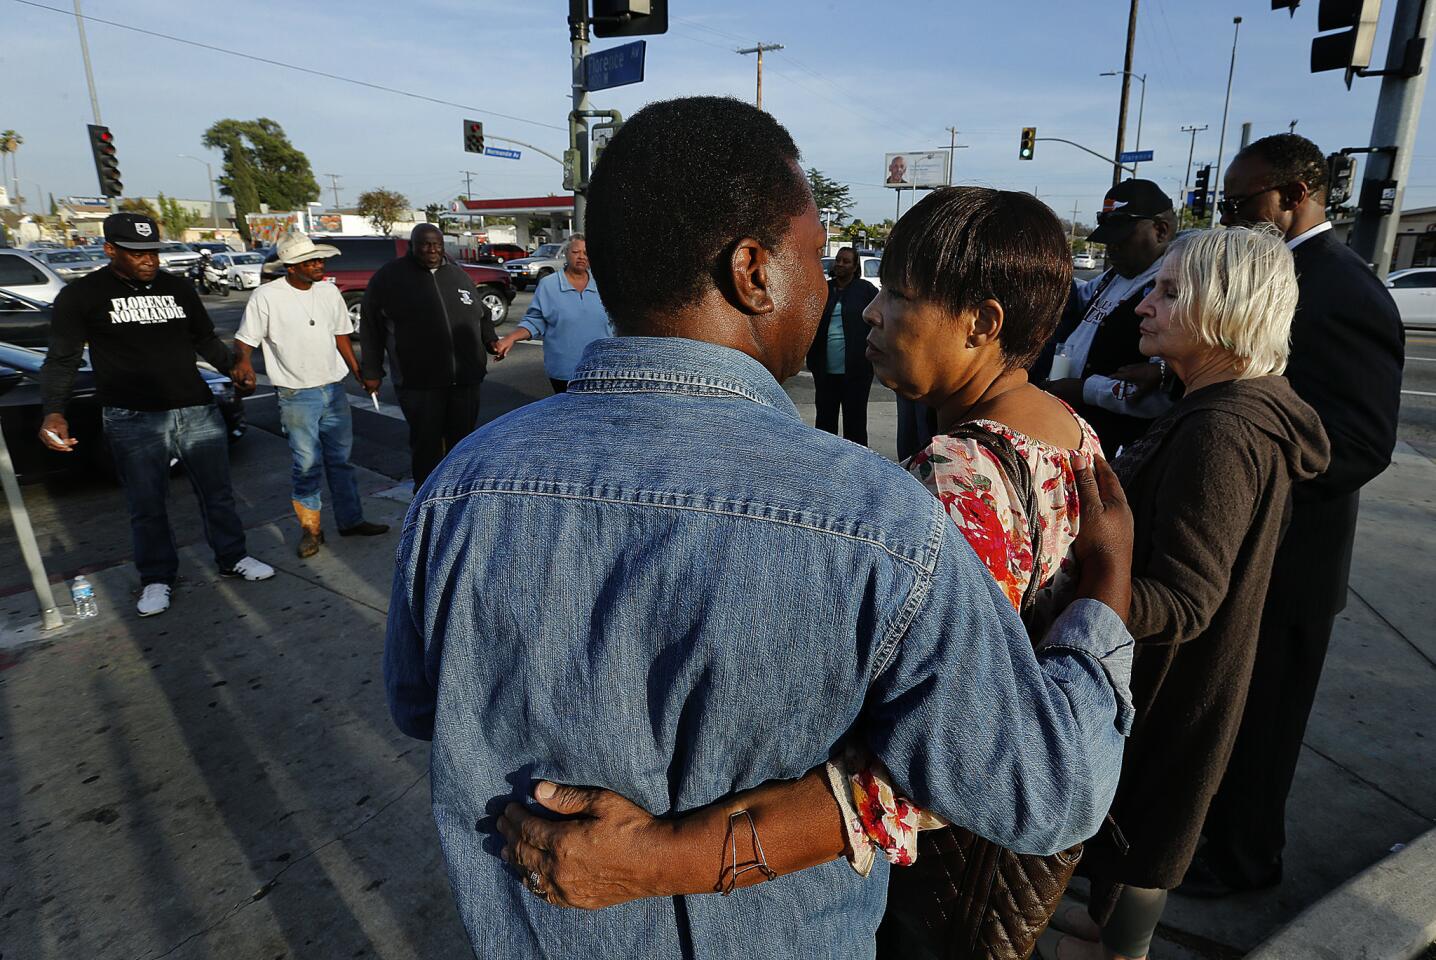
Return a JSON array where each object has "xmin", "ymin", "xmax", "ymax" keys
[
  {"xmin": 384, "ymin": 336, "xmax": 1134, "ymax": 959},
  {"xmin": 519, "ymin": 270, "xmax": 612, "ymax": 380},
  {"xmin": 826, "ymin": 300, "xmax": 846, "ymax": 375}
]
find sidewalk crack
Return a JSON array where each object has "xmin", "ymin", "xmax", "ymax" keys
[
  {"xmin": 1302, "ymin": 741, "xmax": 1436, "ymax": 825},
  {"xmin": 1348, "ymin": 584, "xmax": 1436, "ymax": 672},
  {"xmin": 138, "ymin": 767, "xmax": 426, "ymax": 960}
]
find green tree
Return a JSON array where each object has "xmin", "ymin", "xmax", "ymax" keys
[
  {"xmin": 202, "ymin": 118, "xmax": 320, "ymax": 243},
  {"xmin": 838, "ymin": 218, "xmax": 892, "ymax": 248},
  {"xmin": 157, "ymin": 193, "xmax": 198, "ymax": 239},
  {"xmin": 358, "ymin": 188, "xmax": 409, "ymax": 236},
  {"xmin": 118, "ymin": 196, "xmax": 160, "ymax": 220},
  {"xmin": 806, "ymin": 168, "xmax": 854, "ymax": 225}
]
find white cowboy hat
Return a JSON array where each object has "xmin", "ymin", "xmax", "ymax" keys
[{"xmin": 276, "ymin": 229, "xmax": 340, "ymax": 265}]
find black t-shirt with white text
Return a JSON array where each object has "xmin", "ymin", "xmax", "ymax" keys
[{"xmin": 40, "ymin": 266, "xmax": 233, "ymax": 414}]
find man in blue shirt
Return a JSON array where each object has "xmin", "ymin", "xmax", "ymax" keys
[
  {"xmin": 492, "ymin": 233, "xmax": 611, "ymax": 392},
  {"xmin": 385, "ymin": 96, "xmax": 1134, "ymax": 959}
]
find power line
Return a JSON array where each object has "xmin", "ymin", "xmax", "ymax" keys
[{"xmin": 12, "ymin": 0, "xmax": 566, "ymax": 134}]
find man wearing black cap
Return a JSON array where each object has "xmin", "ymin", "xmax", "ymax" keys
[
  {"xmin": 38, "ymin": 213, "xmax": 274, "ymax": 618},
  {"xmin": 1033, "ymin": 179, "xmax": 1179, "ymax": 457}
]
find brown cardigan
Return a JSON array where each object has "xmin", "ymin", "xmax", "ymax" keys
[{"xmin": 1085, "ymin": 376, "xmax": 1329, "ymax": 894}]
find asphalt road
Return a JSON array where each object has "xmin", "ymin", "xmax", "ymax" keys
[{"xmin": 1399, "ymin": 328, "xmax": 1436, "ymax": 460}]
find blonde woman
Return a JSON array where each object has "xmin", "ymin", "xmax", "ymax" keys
[{"xmin": 1045, "ymin": 226, "xmax": 1332, "ymax": 960}]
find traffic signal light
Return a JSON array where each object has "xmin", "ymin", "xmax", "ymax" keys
[
  {"xmin": 1192, "ymin": 165, "xmax": 1212, "ymax": 220},
  {"xmin": 463, "ymin": 119, "xmax": 485, "ymax": 154},
  {"xmin": 592, "ymin": 0, "xmax": 668, "ymax": 38},
  {"xmin": 1019, "ymin": 127, "xmax": 1036, "ymax": 161},
  {"xmin": 1328, "ymin": 152, "xmax": 1357, "ymax": 206},
  {"xmin": 86, "ymin": 124, "xmax": 122, "ymax": 198},
  {"xmin": 1311, "ymin": 0, "xmax": 1381, "ymax": 84}
]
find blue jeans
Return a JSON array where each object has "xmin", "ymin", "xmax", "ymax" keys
[
  {"xmin": 103, "ymin": 404, "xmax": 248, "ymax": 586},
  {"xmin": 277, "ymin": 381, "xmax": 364, "ymax": 529}
]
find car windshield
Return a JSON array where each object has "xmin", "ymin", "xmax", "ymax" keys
[
  {"xmin": 535, "ymin": 244, "xmax": 562, "ymax": 258},
  {"xmin": 863, "ymin": 259, "xmax": 882, "ymax": 278},
  {"xmin": 230, "ymin": 253, "xmax": 264, "ymax": 265},
  {"xmin": 45, "ymin": 251, "xmax": 92, "ymax": 263},
  {"xmin": 160, "ymin": 243, "xmax": 192, "ymax": 253}
]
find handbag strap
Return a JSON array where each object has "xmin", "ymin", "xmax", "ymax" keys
[{"xmin": 947, "ymin": 424, "xmax": 1045, "ymax": 616}]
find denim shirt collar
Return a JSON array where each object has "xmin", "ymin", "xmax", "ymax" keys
[{"xmin": 567, "ymin": 336, "xmax": 799, "ymax": 419}]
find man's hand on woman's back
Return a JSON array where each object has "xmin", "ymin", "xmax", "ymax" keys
[{"xmin": 1071, "ymin": 454, "xmax": 1134, "ymax": 623}]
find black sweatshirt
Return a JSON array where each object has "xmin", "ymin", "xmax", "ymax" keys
[
  {"xmin": 40, "ymin": 266, "xmax": 233, "ymax": 415},
  {"xmin": 359, "ymin": 255, "xmax": 498, "ymax": 389}
]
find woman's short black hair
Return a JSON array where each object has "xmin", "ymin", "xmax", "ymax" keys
[
  {"xmin": 881, "ymin": 187, "xmax": 1072, "ymax": 369},
  {"xmin": 585, "ymin": 96, "xmax": 812, "ymax": 333}
]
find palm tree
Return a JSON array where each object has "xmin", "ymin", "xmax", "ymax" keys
[{"xmin": 0, "ymin": 130, "xmax": 22, "ymax": 211}]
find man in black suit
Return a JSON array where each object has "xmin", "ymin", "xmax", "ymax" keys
[
  {"xmin": 1185, "ymin": 134, "xmax": 1405, "ymax": 895},
  {"xmin": 1034, "ymin": 179, "xmax": 1179, "ymax": 458}
]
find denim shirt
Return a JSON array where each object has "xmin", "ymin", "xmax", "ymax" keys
[{"xmin": 384, "ymin": 336, "xmax": 1134, "ymax": 960}]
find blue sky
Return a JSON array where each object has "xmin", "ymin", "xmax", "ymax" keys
[{"xmin": 6, "ymin": 0, "xmax": 1436, "ymax": 226}]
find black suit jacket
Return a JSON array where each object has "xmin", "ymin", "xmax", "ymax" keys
[
  {"xmin": 1264, "ymin": 229, "xmax": 1404, "ymax": 620},
  {"xmin": 807, "ymin": 277, "xmax": 879, "ymax": 377}
]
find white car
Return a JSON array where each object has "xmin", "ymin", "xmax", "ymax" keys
[
  {"xmin": 1385, "ymin": 267, "xmax": 1436, "ymax": 330},
  {"xmin": 0, "ymin": 248, "xmax": 68, "ymax": 304},
  {"xmin": 212, "ymin": 251, "xmax": 266, "ymax": 289},
  {"xmin": 30, "ymin": 248, "xmax": 107, "ymax": 281},
  {"xmin": 1072, "ymin": 252, "xmax": 1099, "ymax": 270}
]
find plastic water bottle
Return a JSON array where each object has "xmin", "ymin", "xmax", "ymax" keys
[{"xmin": 71, "ymin": 576, "xmax": 98, "ymax": 619}]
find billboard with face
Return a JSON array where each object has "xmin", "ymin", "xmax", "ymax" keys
[{"xmin": 884, "ymin": 151, "xmax": 949, "ymax": 188}]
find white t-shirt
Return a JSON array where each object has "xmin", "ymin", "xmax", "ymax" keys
[{"xmin": 235, "ymin": 278, "xmax": 353, "ymax": 389}]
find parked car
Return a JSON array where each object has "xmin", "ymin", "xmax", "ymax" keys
[
  {"xmin": 26, "ymin": 248, "xmax": 106, "ymax": 283},
  {"xmin": 157, "ymin": 241, "xmax": 202, "ymax": 277},
  {"xmin": 504, "ymin": 243, "xmax": 566, "ymax": 291},
  {"xmin": 188, "ymin": 241, "xmax": 233, "ymax": 256},
  {"xmin": 1385, "ymin": 267, "xmax": 1436, "ymax": 330},
  {"xmin": 476, "ymin": 242, "xmax": 529, "ymax": 264},
  {"xmin": 1072, "ymin": 252, "xmax": 1099, "ymax": 270},
  {"xmin": 0, "ymin": 340, "xmax": 245, "ymax": 481},
  {"xmin": 819, "ymin": 253, "xmax": 883, "ymax": 289},
  {"xmin": 0, "ymin": 249, "xmax": 68, "ymax": 304},
  {"xmin": 262, "ymin": 236, "xmax": 516, "ymax": 333},
  {"xmin": 212, "ymin": 251, "xmax": 265, "ymax": 290},
  {"xmin": 0, "ymin": 289, "xmax": 53, "ymax": 347}
]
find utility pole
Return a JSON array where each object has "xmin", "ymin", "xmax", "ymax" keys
[
  {"xmin": 1111, "ymin": 0, "xmax": 1140, "ymax": 189},
  {"xmin": 73, "ymin": 0, "xmax": 102, "ymax": 125},
  {"xmin": 1071, "ymin": 201, "xmax": 1080, "ymax": 244},
  {"xmin": 1180, "ymin": 124, "xmax": 1208, "ymax": 229},
  {"xmin": 1350, "ymin": 0, "xmax": 1436, "ymax": 277},
  {"xmin": 179, "ymin": 154, "xmax": 219, "ymax": 229},
  {"xmin": 1213, "ymin": 17, "xmax": 1243, "ymax": 219},
  {"xmin": 570, "ymin": 0, "xmax": 593, "ymax": 231},
  {"xmin": 461, "ymin": 170, "xmax": 479, "ymax": 201},
  {"xmin": 1289, "ymin": 119, "xmax": 1299, "ymax": 134},
  {"xmin": 323, "ymin": 173, "xmax": 342, "ymax": 210},
  {"xmin": 737, "ymin": 42, "xmax": 784, "ymax": 110},
  {"xmin": 943, "ymin": 126, "xmax": 970, "ymax": 185}
]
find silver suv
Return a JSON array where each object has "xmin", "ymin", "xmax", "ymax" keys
[
  {"xmin": 503, "ymin": 243, "xmax": 565, "ymax": 291},
  {"xmin": 156, "ymin": 241, "xmax": 202, "ymax": 277}
]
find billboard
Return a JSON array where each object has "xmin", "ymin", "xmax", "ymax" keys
[
  {"xmin": 883, "ymin": 151, "xmax": 949, "ymax": 189},
  {"xmin": 245, "ymin": 212, "xmax": 301, "ymax": 245}
]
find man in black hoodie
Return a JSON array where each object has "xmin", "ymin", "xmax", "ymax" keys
[{"xmin": 360, "ymin": 224, "xmax": 499, "ymax": 487}]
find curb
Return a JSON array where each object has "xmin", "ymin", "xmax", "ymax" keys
[{"xmin": 1245, "ymin": 826, "xmax": 1436, "ymax": 960}]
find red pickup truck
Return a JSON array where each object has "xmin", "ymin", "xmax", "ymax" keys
[{"xmin": 262, "ymin": 235, "xmax": 516, "ymax": 333}]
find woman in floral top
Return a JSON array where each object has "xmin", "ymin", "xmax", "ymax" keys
[{"xmin": 498, "ymin": 188, "xmax": 1115, "ymax": 955}]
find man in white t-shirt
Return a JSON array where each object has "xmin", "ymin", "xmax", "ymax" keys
[{"xmin": 233, "ymin": 230, "xmax": 389, "ymax": 557}]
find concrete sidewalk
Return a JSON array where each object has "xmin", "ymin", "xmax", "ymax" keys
[{"xmin": 2, "ymin": 405, "xmax": 1434, "ymax": 958}]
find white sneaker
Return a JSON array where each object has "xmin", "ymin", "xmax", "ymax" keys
[
  {"xmin": 136, "ymin": 583, "xmax": 172, "ymax": 617},
  {"xmin": 220, "ymin": 556, "xmax": 276, "ymax": 582}
]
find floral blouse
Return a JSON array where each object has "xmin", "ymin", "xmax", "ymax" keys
[{"xmin": 827, "ymin": 412, "xmax": 1103, "ymax": 874}]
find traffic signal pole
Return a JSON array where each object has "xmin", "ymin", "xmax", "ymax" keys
[
  {"xmin": 570, "ymin": 0, "xmax": 592, "ymax": 232},
  {"xmin": 1349, "ymin": 0, "xmax": 1436, "ymax": 277}
]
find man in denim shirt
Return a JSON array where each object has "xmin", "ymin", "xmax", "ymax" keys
[{"xmin": 385, "ymin": 96, "xmax": 1134, "ymax": 959}]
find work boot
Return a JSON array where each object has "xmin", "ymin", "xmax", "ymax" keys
[{"xmin": 293, "ymin": 500, "xmax": 325, "ymax": 559}]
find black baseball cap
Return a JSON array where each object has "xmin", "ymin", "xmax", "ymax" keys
[
  {"xmin": 1087, "ymin": 179, "xmax": 1174, "ymax": 244},
  {"xmin": 103, "ymin": 212, "xmax": 165, "ymax": 250}
]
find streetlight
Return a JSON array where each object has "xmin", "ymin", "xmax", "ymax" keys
[
  {"xmin": 1101, "ymin": 70, "xmax": 1146, "ymax": 177},
  {"xmin": 820, "ymin": 206, "xmax": 837, "ymax": 253},
  {"xmin": 178, "ymin": 153, "xmax": 219, "ymax": 230}
]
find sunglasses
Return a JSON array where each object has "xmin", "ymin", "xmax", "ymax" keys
[{"xmin": 1217, "ymin": 185, "xmax": 1283, "ymax": 218}]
